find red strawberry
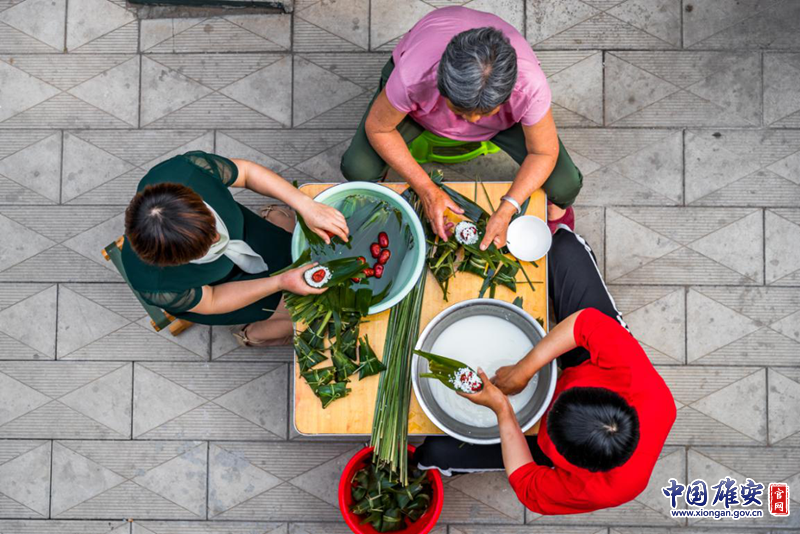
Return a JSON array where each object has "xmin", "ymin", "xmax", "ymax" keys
[
  {"xmin": 370, "ymin": 243, "xmax": 381, "ymax": 258},
  {"xmin": 311, "ymin": 269, "xmax": 326, "ymax": 283},
  {"xmin": 374, "ymin": 264, "xmax": 384, "ymax": 278},
  {"xmin": 363, "ymin": 268, "xmax": 375, "ymax": 278},
  {"xmin": 377, "ymin": 249, "xmax": 391, "ymax": 265},
  {"xmin": 357, "ymin": 256, "xmax": 367, "ymax": 264},
  {"xmin": 378, "ymin": 232, "xmax": 389, "ymax": 248},
  {"xmin": 351, "ymin": 277, "xmax": 362, "ymax": 283}
]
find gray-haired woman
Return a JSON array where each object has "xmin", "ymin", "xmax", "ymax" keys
[{"xmin": 341, "ymin": 6, "xmax": 582, "ymax": 245}]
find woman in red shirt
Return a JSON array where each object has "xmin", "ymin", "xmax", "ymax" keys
[{"xmin": 415, "ymin": 229, "xmax": 676, "ymax": 514}]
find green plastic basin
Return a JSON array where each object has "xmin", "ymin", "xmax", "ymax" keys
[{"xmin": 291, "ymin": 182, "xmax": 427, "ymax": 315}]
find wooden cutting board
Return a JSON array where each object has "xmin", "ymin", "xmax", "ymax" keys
[{"xmin": 293, "ymin": 181, "xmax": 548, "ymax": 435}]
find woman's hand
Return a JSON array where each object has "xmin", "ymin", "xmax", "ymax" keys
[
  {"xmin": 458, "ymin": 368, "xmax": 512, "ymax": 414},
  {"xmin": 492, "ymin": 363, "xmax": 531, "ymax": 396},
  {"xmin": 301, "ymin": 201, "xmax": 350, "ymax": 244},
  {"xmin": 479, "ymin": 203, "xmax": 515, "ymax": 250},
  {"xmin": 279, "ymin": 263, "xmax": 329, "ymax": 296},
  {"xmin": 419, "ymin": 184, "xmax": 464, "ymax": 241}
]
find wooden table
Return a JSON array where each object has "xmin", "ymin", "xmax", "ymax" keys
[{"xmin": 294, "ymin": 181, "xmax": 548, "ymax": 435}]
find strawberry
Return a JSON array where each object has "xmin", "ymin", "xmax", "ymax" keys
[
  {"xmin": 378, "ymin": 232, "xmax": 389, "ymax": 248},
  {"xmin": 374, "ymin": 264, "xmax": 384, "ymax": 278},
  {"xmin": 370, "ymin": 243, "xmax": 381, "ymax": 258},
  {"xmin": 351, "ymin": 277, "xmax": 362, "ymax": 283},
  {"xmin": 363, "ymin": 268, "xmax": 375, "ymax": 277},
  {"xmin": 377, "ymin": 249, "xmax": 391, "ymax": 265},
  {"xmin": 357, "ymin": 256, "xmax": 367, "ymax": 264}
]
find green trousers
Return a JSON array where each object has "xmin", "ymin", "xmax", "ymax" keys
[{"xmin": 340, "ymin": 59, "xmax": 584, "ymax": 208}]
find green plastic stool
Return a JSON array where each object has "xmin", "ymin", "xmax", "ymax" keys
[{"xmin": 409, "ymin": 131, "xmax": 500, "ymax": 164}]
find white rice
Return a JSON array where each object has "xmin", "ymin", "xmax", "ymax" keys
[
  {"xmin": 304, "ymin": 266, "xmax": 332, "ymax": 288},
  {"xmin": 455, "ymin": 221, "xmax": 479, "ymax": 246}
]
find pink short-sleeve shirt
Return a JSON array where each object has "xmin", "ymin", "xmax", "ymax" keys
[{"xmin": 385, "ymin": 6, "xmax": 551, "ymax": 142}]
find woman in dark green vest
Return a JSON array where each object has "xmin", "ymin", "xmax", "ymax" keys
[{"xmin": 122, "ymin": 151, "xmax": 348, "ymax": 346}]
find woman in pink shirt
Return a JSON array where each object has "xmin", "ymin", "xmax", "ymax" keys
[{"xmin": 340, "ymin": 6, "xmax": 582, "ymax": 244}]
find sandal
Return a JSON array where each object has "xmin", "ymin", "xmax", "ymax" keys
[{"xmin": 231, "ymin": 324, "xmax": 293, "ymax": 348}]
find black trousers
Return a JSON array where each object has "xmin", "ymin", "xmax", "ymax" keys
[{"xmin": 414, "ymin": 228, "xmax": 628, "ymax": 474}]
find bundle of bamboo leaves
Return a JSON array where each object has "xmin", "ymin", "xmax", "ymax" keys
[
  {"xmin": 425, "ymin": 170, "xmax": 535, "ymax": 301},
  {"xmin": 370, "ymin": 188, "xmax": 428, "ymax": 486}
]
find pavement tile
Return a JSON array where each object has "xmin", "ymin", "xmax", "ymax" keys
[
  {"xmin": 133, "ymin": 362, "xmax": 287, "ymax": 440},
  {"xmin": 62, "ymin": 130, "xmax": 213, "ymax": 205},
  {"xmin": 134, "ymin": 521, "xmax": 287, "ymax": 534},
  {"xmin": 292, "ymin": 53, "xmax": 388, "ymax": 129},
  {"xmin": 0, "ymin": 206, "xmax": 124, "ymax": 283},
  {"xmin": 606, "ymin": 207, "xmax": 764, "ymax": 286},
  {"xmin": 294, "ymin": 0, "xmax": 369, "ymax": 52},
  {"xmin": 560, "ymin": 128, "xmax": 683, "ymax": 206},
  {"xmin": 687, "ymin": 287, "xmax": 800, "ymax": 367},
  {"xmin": 537, "ymin": 51, "xmax": 603, "ymax": 127},
  {"xmin": 685, "ymin": 129, "xmax": 800, "ymax": 207},
  {"xmin": 453, "ymin": 527, "xmax": 605, "ymax": 534},
  {"xmin": 527, "ymin": 0, "xmax": 681, "ymax": 49},
  {"xmin": 51, "ymin": 440, "xmax": 207, "ymax": 519},
  {"xmin": 527, "ymin": 447, "xmax": 685, "ymax": 527},
  {"xmin": 0, "ymin": 521, "xmax": 129, "ymax": 533},
  {"xmin": 370, "ymin": 0, "xmax": 525, "ymax": 52},
  {"xmin": 208, "ymin": 441, "xmax": 361, "ymax": 521},
  {"xmin": 0, "ymin": 55, "xmax": 139, "ymax": 128},
  {"xmin": 687, "ymin": 446, "xmax": 800, "ymax": 529},
  {"xmin": 211, "ymin": 325, "xmax": 293, "ymax": 363},
  {"xmin": 0, "ymin": 284, "xmax": 56, "ymax": 360},
  {"xmin": 0, "ymin": 362, "xmax": 132, "ymax": 438},
  {"xmin": 765, "ymin": 53, "xmax": 800, "ymax": 128},
  {"xmin": 57, "ymin": 284, "xmax": 211, "ymax": 361},
  {"xmin": 141, "ymin": 14, "xmax": 290, "ymax": 53},
  {"xmin": 440, "ymin": 471, "xmax": 524, "ymax": 524},
  {"xmin": 66, "ymin": 0, "xmax": 137, "ymax": 53},
  {"xmin": 659, "ymin": 366, "xmax": 766, "ymax": 445},
  {"xmin": 0, "ymin": 441, "xmax": 51, "ymax": 518},
  {"xmin": 605, "ymin": 52, "xmax": 761, "ymax": 127},
  {"xmin": 610, "ymin": 286, "xmax": 685, "ymax": 365},
  {"xmin": 573, "ymin": 206, "xmax": 605, "ymax": 275},
  {"xmin": 684, "ymin": 0, "xmax": 800, "ymax": 49},
  {"xmin": 289, "ymin": 524, "xmax": 408, "ymax": 534},
  {"xmin": 0, "ymin": 130, "xmax": 62, "ymax": 204},
  {"xmin": 215, "ymin": 130, "xmax": 353, "ymax": 199},
  {"xmin": 0, "ymin": 0, "xmax": 66, "ymax": 53},
  {"xmin": 141, "ymin": 54, "xmax": 291, "ymax": 129},
  {"xmin": 766, "ymin": 209, "xmax": 800, "ymax": 286},
  {"xmin": 769, "ymin": 368, "xmax": 800, "ymax": 449}
]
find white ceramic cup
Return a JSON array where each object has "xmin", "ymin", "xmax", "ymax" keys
[{"xmin": 506, "ymin": 215, "xmax": 552, "ymax": 261}]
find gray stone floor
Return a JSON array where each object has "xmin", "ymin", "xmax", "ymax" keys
[{"xmin": 0, "ymin": 0, "xmax": 799, "ymax": 533}]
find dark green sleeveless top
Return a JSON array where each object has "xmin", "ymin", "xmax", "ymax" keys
[{"xmin": 122, "ymin": 152, "xmax": 255, "ymax": 312}]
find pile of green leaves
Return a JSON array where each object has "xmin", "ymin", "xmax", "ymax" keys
[
  {"xmin": 283, "ymin": 249, "xmax": 391, "ymax": 409},
  {"xmin": 425, "ymin": 170, "xmax": 535, "ymax": 301},
  {"xmin": 350, "ymin": 463, "xmax": 432, "ymax": 532}
]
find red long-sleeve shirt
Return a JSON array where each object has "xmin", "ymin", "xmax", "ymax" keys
[{"xmin": 508, "ymin": 308, "xmax": 676, "ymax": 515}]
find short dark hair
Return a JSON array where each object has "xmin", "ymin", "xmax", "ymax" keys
[
  {"xmin": 125, "ymin": 182, "xmax": 216, "ymax": 267},
  {"xmin": 437, "ymin": 26, "xmax": 518, "ymax": 113},
  {"xmin": 547, "ymin": 387, "xmax": 640, "ymax": 472}
]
